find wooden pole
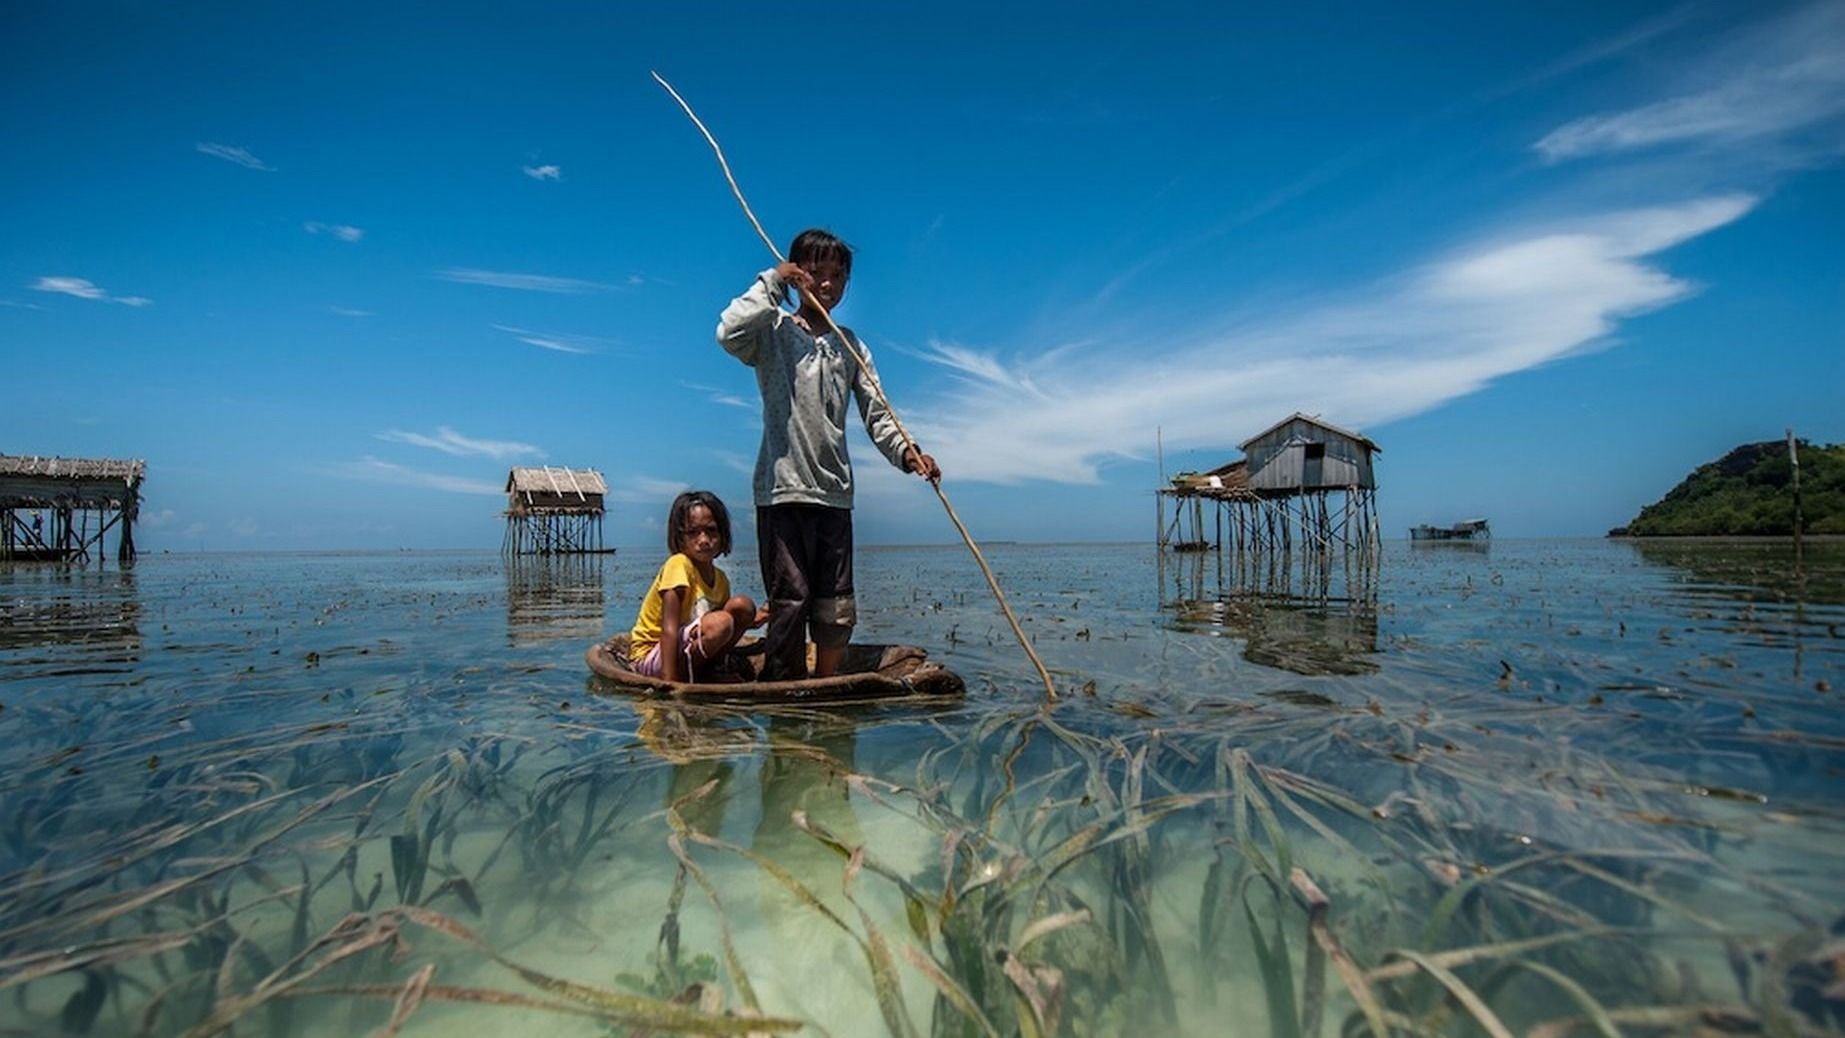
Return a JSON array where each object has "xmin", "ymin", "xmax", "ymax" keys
[
  {"xmin": 655, "ymin": 71, "xmax": 1057, "ymax": 700},
  {"xmin": 1788, "ymin": 428, "xmax": 1803, "ymax": 562},
  {"xmin": 1156, "ymin": 427, "xmax": 1166, "ymax": 549}
]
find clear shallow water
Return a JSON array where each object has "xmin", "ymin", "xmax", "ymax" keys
[{"xmin": 1, "ymin": 540, "xmax": 1841, "ymax": 1036}]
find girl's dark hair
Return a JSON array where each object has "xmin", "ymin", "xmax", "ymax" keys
[
  {"xmin": 789, "ymin": 228, "xmax": 853, "ymax": 274},
  {"xmin": 667, "ymin": 490, "xmax": 732, "ymax": 556}
]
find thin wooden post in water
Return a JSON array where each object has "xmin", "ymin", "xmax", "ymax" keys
[
  {"xmin": 653, "ymin": 71, "xmax": 1057, "ymax": 699},
  {"xmin": 1788, "ymin": 428, "xmax": 1804, "ymax": 562}
]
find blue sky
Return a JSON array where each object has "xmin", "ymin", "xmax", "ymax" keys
[{"xmin": 3, "ymin": 2, "xmax": 1841, "ymax": 550}]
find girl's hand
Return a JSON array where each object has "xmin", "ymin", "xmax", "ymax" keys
[{"xmin": 751, "ymin": 605, "xmax": 770, "ymax": 629}]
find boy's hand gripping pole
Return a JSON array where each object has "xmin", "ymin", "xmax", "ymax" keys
[{"xmin": 653, "ymin": 71, "xmax": 1058, "ymax": 701}]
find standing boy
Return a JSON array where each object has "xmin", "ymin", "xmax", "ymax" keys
[{"xmin": 717, "ymin": 229, "xmax": 939, "ymax": 680}]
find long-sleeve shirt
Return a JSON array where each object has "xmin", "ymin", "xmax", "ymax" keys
[{"xmin": 716, "ymin": 268, "xmax": 910, "ymax": 509}]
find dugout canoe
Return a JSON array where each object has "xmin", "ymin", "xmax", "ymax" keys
[{"xmin": 586, "ymin": 634, "xmax": 965, "ymax": 701}]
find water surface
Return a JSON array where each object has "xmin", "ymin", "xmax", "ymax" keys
[{"xmin": 2, "ymin": 540, "xmax": 1840, "ymax": 1035}]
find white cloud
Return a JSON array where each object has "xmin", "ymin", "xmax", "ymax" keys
[
  {"xmin": 331, "ymin": 306, "xmax": 374, "ymax": 318},
  {"xmin": 682, "ymin": 381, "xmax": 752, "ymax": 409},
  {"xmin": 491, "ymin": 324, "xmax": 612, "ymax": 354},
  {"xmin": 305, "ymin": 222, "xmax": 365, "ymax": 242},
  {"xmin": 376, "ymin": 426, "xmax": 544, "ymax": 460},
  {"xmin": 228, "ymin": 517, "xmax": 260, "ymax": 537},
  {"xmin": 327, "ymin": 456, "xmax": 503, "ymax": 496},
  {"xmin": 609, "ymin": 476, "xmax": 691, "ymax": 506},
  {"xmin": 196, "ymin": 142, "xmax": 274, "ymax": 171},
  {"xmin": 141, "ymin": 508, "xmax": 177, "ymax": 528},
  {"xmin": 31, "ymin": 276, "xmax": 151, "ymax": 307},
  {"xmin": 712, "ymin": 450, "xmax": 753, "ymax": 475},
  {"xmin": 523, "ymin": 164, "xmax": 562, "ymax": 181},
  {"xmin": 34, "ymin": 276, "xmax": 104, "ymax": 300},
  {"xmin": 437, "ymin": 269, "xmax": 612, "ymax": 293},
  {"xmin": 1536, "ymin": 4, "xmax": 1845, "ymax": 161},
  {"xmin": 907, "ymin": 195, "xmax": 1755, "ymax": 485},
  {"xmin": 1, "ymin": 299, "xmax": 48, "ymax": 311}
]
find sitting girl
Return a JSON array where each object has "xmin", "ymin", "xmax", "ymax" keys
[{"xmin": 628, "ymin": 490, "xmax": 764, "ymax": 682}]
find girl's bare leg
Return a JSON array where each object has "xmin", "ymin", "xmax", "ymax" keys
[{"xmin": 689, "ymin": 611, "xmax": 737, "ymax": 679}]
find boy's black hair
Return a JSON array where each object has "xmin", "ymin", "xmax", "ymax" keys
[
  {"xmin": 667, "ymin": 490, "xmax": 733, "ymax": 556},
  {"xmin": 789, "ymin": 228, "xmax": 853, "ymax": 275}
]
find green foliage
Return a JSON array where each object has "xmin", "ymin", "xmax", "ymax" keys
[{"xmin": 1619, "ymin": 440, "xmax": 1845, "ymax": 536}]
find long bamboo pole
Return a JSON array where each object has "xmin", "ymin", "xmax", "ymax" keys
[{"xmin": 652, "ymin": 71, "xmax": 1057, "ymax": 700}]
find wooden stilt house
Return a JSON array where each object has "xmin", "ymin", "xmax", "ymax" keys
[
  {"xmin": 1, "ymin": 454, "xmax": 145, "ymax": 562},
  {"xmin": 1159, "ymin": 413, "xmax": 1381, "ymax": 556},
  {"xmin": 503, "ymin": 466, "xmax": 610, "ymax": 555}
]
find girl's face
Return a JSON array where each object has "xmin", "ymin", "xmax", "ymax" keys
[{"xmin": 680, "ymin": 504, "xmax": 722, "ymax": 564}]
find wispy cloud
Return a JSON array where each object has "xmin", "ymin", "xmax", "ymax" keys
[
  {"xmin": 31, "ymin": 276, "xmax": 151, "ymax": 307},
  {"xmin": 609, "ymin": 476, "xmax": 692, "ymax": 506},
  {"xmin": 682, "ymin": 381, "xmax": 752, "ymax": 409},
  {"xmin": 141, "ymin": 508, "xmax": 177, "ymax": 528},
  {"xmin": 326, "ymin": 456, "xmax": 503, "ymax": 495},
  {"xmin": 436, "ymin": 269, "xmax": 613, "ymax": 294},
  {"xmin": 490, "ymin": 324, "xmax": 612, "ymax": 355},
  {"xmin": 1536, "ymin": 4, "xmax": 1845, "ymax": 162},
  {"xmin": 376, "ymin": 426, "xmax": 544, "ymax": 460},
  {"xmin": 330, "ymin": 306, "xmax": 374, "ymax": 318},
  {"xmin": 522, "ymin": 164, "xmax": 561, "ymax": 181},
  {"xmin": 910, "ymin": 195, "xmax": 1754, "ymax": 485},
  {"xmin": 711, "ymin": 450, "xmax": 753, "ymax": 475},
  {"xmin": 1, "ymin": 299, "xmax": 48, "ymax": 311},
  {"xmin": 305, "ymin": 221, "xmax": 364, "ymax": 242},
  {"xmin": 196, "ymin": 142, "xmax": 273, "ymax": 171}
]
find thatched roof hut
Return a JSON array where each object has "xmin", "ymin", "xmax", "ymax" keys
[
  {"xmin": 0, "ymin": 454, "xmax": 145, "ymax": 508},
  {"xmin": 504, "ymin": 466, "xmax": 607, "ymax": 516},
  {"xmin": 1, "ymin": 454, "xmax": 146, "ymax": 561}
]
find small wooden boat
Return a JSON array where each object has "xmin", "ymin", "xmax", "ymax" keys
[
  {"xmin": 586, "ymin": 634, "xmax": 965, "ymax": 701},
  {"xmin": 1409, "ymin": 518, "xmax": 1490, "ymax": 542}
]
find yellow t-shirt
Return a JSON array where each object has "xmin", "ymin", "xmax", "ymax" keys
[{"xmin": 629, "ymin": 553, "xmax": 730, "ymax": 662}]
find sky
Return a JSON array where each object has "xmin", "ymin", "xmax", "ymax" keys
[{"xmin": 2, "ymin": 1, "xmax": 1841, "ymax": 551}]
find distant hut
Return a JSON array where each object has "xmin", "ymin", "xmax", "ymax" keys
[
  {"xmin": 1159, "ymin": 413, "xmax": 1380, "ymax": 555},
  {"xmin": 503, "ymin": 466, "xmax": 610, "ymax": 555},
  {"xmin": 1, "ymin": 454, "xmax": 145, "ymax": 562}
]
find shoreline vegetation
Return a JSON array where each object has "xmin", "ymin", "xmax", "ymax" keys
[{"xmin": 1608, "ymin": 439, "xmax": 1843, "ymax": 538}]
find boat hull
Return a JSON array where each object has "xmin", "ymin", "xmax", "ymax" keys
[{"xmin": 586, "ymin": 634, "xmax": 965, "ymax": 702}]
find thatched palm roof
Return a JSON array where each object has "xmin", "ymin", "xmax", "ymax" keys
[
  {"xmin": 505, "ymin": 466, "xmax": 608, "ymax": 498},
  {"xmin": 0, "ymin": 454, "xmax": 145, "ymax": 482}
]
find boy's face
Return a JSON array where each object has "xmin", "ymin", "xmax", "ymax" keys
[{"xmin": 799, "ymin": 259, "xmax": 849, "ymax": 313}]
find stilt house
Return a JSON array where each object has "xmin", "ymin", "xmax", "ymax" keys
[
  {"xmin": 503, "ymin": 466, "xmax": 610, "ymax": 555},
  {"xmin": 0, "ymin": 454, "xmax": 145, "ymax": 562},
  {"xmin": 1159, "ymin": 413, "xmax": 1380, "ymax": 555}
]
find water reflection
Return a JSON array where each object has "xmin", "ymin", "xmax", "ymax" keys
[
  {"xmin": 0, "ymin": 561, "xmax": 140, "ymax": 671},
  {"xmin": 1162, "ymin": 549, "xmax": 1380, "ymax": 675},
  {"xmin": 1628, "ymin": 537, "xmax": 1845, "ymax": 606},
  {"xmin": 504, "ymin": 554, "xmax": 607, "ymax": 646}
]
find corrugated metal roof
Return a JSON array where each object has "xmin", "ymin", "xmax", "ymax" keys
[{"xmin": 1238, "ymin": 413, "xmax": 1382, "ymax": 453}]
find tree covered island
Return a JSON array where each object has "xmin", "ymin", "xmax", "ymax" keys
[{"xmin": 1612, "ymin": 440, "xmax": 1845, "ymax": 536}]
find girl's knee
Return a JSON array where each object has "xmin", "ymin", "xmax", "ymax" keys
[
  {"xmin": 699, "ymin": 610, "xmax": 737, "ymax": 646},
  {"xmin": 725, "ymin": 594, "xmax": 755, "ymax": 616}
]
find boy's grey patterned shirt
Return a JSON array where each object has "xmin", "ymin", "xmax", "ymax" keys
[{"xmin": 716, "ymin": 268, "xmax": 909, "ymax": 509}]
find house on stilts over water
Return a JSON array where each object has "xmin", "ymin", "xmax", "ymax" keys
[
  {"xmin": 1, "ymin": 454, "xmax": 146, "ymax": 562},
  {"xmin": 503, "ymin": 466, "xmax": 611, "ymax": 555},
  {"xmin": 1159, "ymin": 413, "xmax": 1381, "ymax": 555}
]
